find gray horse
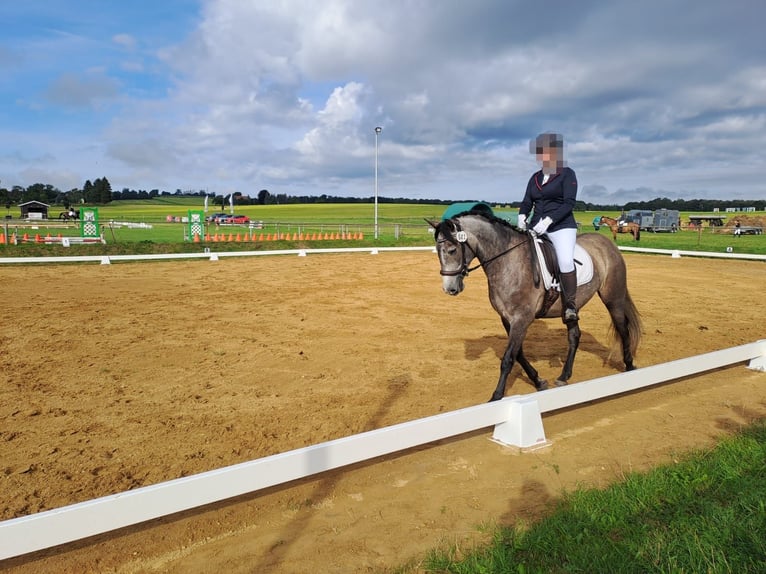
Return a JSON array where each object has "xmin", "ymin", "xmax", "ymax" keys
[{"xmin": 430, "ymin": 211, "xmax": 642, "ymax": 401}]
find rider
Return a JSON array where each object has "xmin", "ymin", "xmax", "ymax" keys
[{"xmin": 517, "ymin": 132, "xmax": 579, "ymax": 323}]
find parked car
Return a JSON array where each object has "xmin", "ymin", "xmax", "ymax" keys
[
  {"xmin": 205, "ymin": 212, "xmax": 229, "ymax": 223},
  {"xmin": 225, "ymin": 214, "xmax": 250, "ymax": 224}
]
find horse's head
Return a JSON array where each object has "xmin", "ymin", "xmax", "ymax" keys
[{"xmin": 427, "ymin": 217, "xmax": 477, "ymax": 296}]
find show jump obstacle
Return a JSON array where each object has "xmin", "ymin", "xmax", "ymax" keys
[{"xmin": 1, "ymin": 341, "xmax": 764, "ymax": 561}]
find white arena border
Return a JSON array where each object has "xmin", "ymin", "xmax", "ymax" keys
[
  {"xmin": 618, "ymin": 245, "xmax": 766, "ymax": 261},
  {"xmin": 0, "ymin": 244, "xmax": 765, "ymax": 265},
  {"xmin": 0, "ymin": 246, "xmax": 435, "ymax": 265},
  {"xmin": 1, "ymin": 340, "xmax": 764, "ymax": 560}
]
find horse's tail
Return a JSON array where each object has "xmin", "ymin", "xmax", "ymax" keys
[
  {"xmin": 635, "ymin": 227, "xmax": 641, "ymax": 241},
  {"xmin": 609, "ymin": 288, "xmax": 642, "ymax": 358}
]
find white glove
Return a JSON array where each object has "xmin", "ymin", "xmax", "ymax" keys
[
  {"xmin": 517, "ymin": 213, "xmax": 527, "ymax": 231},
  {"xmin": 533, "ymin": 217, "xmax": 553, "ymax": 235}
]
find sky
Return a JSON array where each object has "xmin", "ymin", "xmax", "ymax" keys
[{"xmin": 1, "ymin": 0, "xmax": 764, "ymax": 205}]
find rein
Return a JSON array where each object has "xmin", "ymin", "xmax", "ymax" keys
[{"xmin": 438, "ymin": 220, "xmax": 530, "ymax": 277}]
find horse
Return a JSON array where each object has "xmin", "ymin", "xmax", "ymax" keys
[
  {"xmin": 430, "ymin": 211, "xmax": 642, "ymax": 402},
  {"xmin": 599, "ymin": 215, "xmax": 640, "ymax": 241},
  {"xmin": 59, "ymin": 210, "xmax": 79, "ymax": 222}
]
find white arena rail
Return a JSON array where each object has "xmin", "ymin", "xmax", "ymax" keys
[
  {"xmin": 0, "ymin": 246, "xmax": 435, "ymax": 265},
  {"xmin": 1, "ymin": 244, "xmax": 765, "ymax": 265},
  {"xmin": 1, "ymin": 340, "xmax": 764, "ymax": 561},
  {"xmin": 618, "ymin": 245, "xmax": 766, "ymax": 261}
]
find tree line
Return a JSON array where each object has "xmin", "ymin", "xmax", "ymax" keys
[{"xmin": 1, "ymin": 179, "xmax": 763, "ymax": 212}]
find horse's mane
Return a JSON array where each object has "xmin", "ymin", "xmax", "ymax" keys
[{"xmin": 434, "ymin": 209, "xmax": 518, "ymax": 241}]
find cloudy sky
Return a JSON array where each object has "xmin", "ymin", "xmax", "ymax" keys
[{"xmin": 1, "ymin": 0, "xmax": 764, "ymax": 205}]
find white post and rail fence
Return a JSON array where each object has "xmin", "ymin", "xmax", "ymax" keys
[{"xmin": 1, "ymin": 340, "xmax": 764, "ymax": 561}]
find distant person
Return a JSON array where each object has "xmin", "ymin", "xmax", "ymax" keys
[
  {"xmin": 734, "ymin": 219, "xmax": 741, "ymax": 236},
  {"xmin": 618, "ymin": 210, "xmax": 627, "ymax": 225},
  {"xmin": 517, "ymin": 132, "xmax": 579, "ymax": 323}
]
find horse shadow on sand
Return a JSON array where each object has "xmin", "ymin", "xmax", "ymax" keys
[{"xmin": 463, "ymin": 320, "xmax": 625, "ymax": 392}]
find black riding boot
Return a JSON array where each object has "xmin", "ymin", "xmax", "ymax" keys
[{"xmin": 559, "ymin": 270, "xmax": 579, "ymax": 323}]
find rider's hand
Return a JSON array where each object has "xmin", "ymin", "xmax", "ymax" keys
[
  {"xmin": 533, "ymin": 217, "xmax": 552, "ymax": 235},
  {"xmin": 517, "ymin": 213, "xmax": 527, "ymax": 231}
]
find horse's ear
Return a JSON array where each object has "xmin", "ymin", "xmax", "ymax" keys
[{"xmin": 425, "ymin": 218, "xmax": 439, "ymax": 229}]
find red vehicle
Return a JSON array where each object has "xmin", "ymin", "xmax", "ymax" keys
[
  {"xmin": 205, "ymin": 212, "xmax": 229, "ymax": 223},
  {"xmin": 225, "ymin": 214, "xmax": 250, "ymax": 224}
]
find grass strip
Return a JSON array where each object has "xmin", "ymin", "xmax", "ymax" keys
[{"xmin": 425, "ymin": 419, "xmax": 766, "ymax": 573}]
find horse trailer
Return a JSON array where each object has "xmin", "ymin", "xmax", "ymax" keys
[
  {"xmin": 626, "ymin": 209, "xmax": 680, "ymax": 232},
  {"xmin": 651, "ymin": 209, "xmax": 680, "ymax": 232},
  {"xmin": 626, "ymin": 210, "xmax": 653, "ymax": 229}
]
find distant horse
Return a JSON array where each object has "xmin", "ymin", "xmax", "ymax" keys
[
  {"xmin": 599, "ymin": 215, "xmax": 640, "ymax": 241},
  {"xmin": 59, "ymin": 210, "xmax": 79, "ymax": 222},
  {"xmin": 430, "ymin": 211, "xmax": 642, "ymax": 401}
]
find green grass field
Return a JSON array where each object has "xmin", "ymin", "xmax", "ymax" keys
[
  {"xmin": 2, "ymin": 200, "xmax": 764, "ymax": 256},
  {"xmin": 421, "ymin": 420, "xmax": 766, "ymax": 573}
]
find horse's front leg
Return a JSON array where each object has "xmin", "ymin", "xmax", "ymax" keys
[
  {"xmin": 555, "ymin": 321, "xmax": 581, "ymax": 386},
  {"xmin": 501, "ymin": 318, "xmax": 546, "ymax": 391},
  {"xmin": 490, "ymin": 336, "xmax": 521, "ymax": 401}
]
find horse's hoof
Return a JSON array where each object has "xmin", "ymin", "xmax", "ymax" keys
[
  {"xmin": 536, "ymin": 379, "xmax": 549, "ymax": 391},
  {"xmin": 488, "ymin": 393, "xmax": 503, "ymax": 402},
  {"xmin": 554, "ymin": 379, "xmax": 568, "ymax": 387}
]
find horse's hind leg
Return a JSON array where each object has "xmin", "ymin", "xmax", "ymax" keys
[
  {"xmin": 555, "ymin": 321, "xmax": 581, "ymax": 386},
  {"xmin": 516, "ymin": 345, "xmax": 549, "ymax": 391},
  {"xmin": 601, "ymin": 298, "xmax": 636, "ymax": 371}
]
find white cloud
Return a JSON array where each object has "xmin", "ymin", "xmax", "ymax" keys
[{"xmin": 2, "ymin": 0, "xmax": 765, "ymax": 202}]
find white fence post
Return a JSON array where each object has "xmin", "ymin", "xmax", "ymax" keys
[{"xmin": 491, "ymin": 396, "xmax": 549, "ymax": 449}]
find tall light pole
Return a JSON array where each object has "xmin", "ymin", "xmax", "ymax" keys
[{"xmin": 374, "ymin": 126, "xmax": 382, "ymax": 239}]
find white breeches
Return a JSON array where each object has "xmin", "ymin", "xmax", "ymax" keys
[{"xmin": 546, "ymin": 227, "xmax": 577, "ymax": 273}]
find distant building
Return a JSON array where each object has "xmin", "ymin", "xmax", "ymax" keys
[
  {"xmin": 18, "ymin": 201, "xmax": 50, "ymax": 220},
  {"xmin": 725, "ymin": 206, "xmax": 757, "ymax": 213}
]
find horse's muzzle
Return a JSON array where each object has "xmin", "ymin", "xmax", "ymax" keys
[{"xmin": 442, "ymin": 276, "xmax": 464, "ymax": 296}]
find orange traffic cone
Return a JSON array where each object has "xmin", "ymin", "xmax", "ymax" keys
[
  {"xmin": 0, "ymin": 233, "xmax": 5, "ymax": 244},
  {"xmin": 35, "ymin": 234, "xmax": 42, "ymax": 243},
  {"xmin": 22, "ymin": 233, "xmax": 29, "ymax": 242},
  {"xmin": 258, "ymin": 233, "xmax": 264, "ymax": 241},
  {"xmin": 235, "ymin": 233, "xmax": 242, "ymax": 242},
  {"xmin": 193, "ymin": 233, "xmax": 200, "ymax": 243},
  {"xmin": 359, "ymin": 232, "xmax": 364, "ymax": 240},
  {"xmin": 228, "ymin": 233, "xmax": 234, "ymax": 242},
  {"xmin": 205, "ymin": 233, "xmax": 211, "ymax": 241}
]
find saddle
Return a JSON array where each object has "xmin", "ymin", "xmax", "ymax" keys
[{"xmin": 529, "ymin": 233, "xmax": 593, "ymax": 318}]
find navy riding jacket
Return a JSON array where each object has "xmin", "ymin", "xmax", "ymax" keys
[{"xmin": 519, "ymin": 167, "xmax": 578, "ymax": 231}]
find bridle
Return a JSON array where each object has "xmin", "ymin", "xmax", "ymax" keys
[{"xmin": 437, "ymin": 218, "xmax": 530, "ymax": 277}]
